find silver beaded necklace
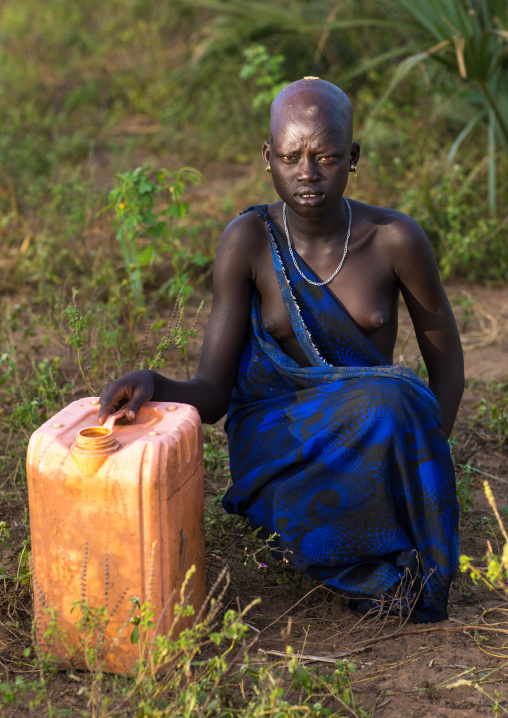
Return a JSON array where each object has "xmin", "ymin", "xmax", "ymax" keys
[{"xmin": 282, "ymin": 197, "xmax": 352, "ymax": 287}]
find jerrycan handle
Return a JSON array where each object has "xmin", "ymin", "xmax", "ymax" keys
[
  {"xmin": 103, "ymin": 407, "xmax": 158, "ymax": 434},
  {"xmin": 104, "ymin": 408, "xmax": 128, "ymax": 432}
]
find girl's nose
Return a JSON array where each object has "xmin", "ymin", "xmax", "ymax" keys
[{"xmin": 297, "ymin": 158, "xmax": 320, "ymax": 182}]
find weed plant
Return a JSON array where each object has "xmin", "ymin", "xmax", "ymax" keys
[
  {"xmin": 2, "ymin": 564, "xmax": 365, "ymax": 717},
  {"xmin": 474, "ymin": 389, "xmax": 508, "ymax": 447},
  {"xmin": 105, "ymin": 164, "xmax": 207, "ymax": 311}
]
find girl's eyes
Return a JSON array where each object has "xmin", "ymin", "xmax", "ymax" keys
[{"xmin": 280, "ymin": 155, "xmax": 337, "ymax": 162}]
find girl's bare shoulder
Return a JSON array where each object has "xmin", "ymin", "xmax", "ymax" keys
[
  {"xmin": 353, "ymin": 199, "xmax": 421, "ymax": 232},
  {"xmin": 215, "ymin": 205, "xmax": 275, "ymax": 279},
  {"xmin": 220, "ymin": 205, "xmax": 273, "ymax": 248}
]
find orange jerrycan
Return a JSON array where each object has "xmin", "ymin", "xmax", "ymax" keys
[{"xmin": 27, "ymin": 398, "xmax": 206, "ymax": 674}]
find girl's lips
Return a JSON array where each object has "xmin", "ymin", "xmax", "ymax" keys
[{"xmin": 293, "ymin": 193, "xmax": 325, "ymax": 206}]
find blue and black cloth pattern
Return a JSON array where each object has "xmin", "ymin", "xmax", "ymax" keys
[{"xmin": 223, "ymin": 204, "xmax": 459, "ymax": 623}]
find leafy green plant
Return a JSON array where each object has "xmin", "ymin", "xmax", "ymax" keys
[
  {"xmin": 105, "ymin": 164, "xmax": 205, "ymax": 313},
  {"xmin": 456, "ymin": 462, "xmax": 475, "ymax": 519},
  {"xmin": 147, "ymin": 289, "xmax": 203, "ymax": 379},
  {"xmin": 64, "ymin": 288, "xmax": 96, "ymax": 394},
  {"xmin": 0, "ymin": 513, "xmax": 31, "ymax": 587},
  {"xmin": 0, "ymin": 521, "xmax": 11, "ymax": 548},
  {"xmin": 240, "ymin": 44, "xmax": 287, "ymax": 111},
  {"xmin": 0, "ymin": 348, "xmax": 17, "ymax": 387},
  {"xmin": 6, "ymin": 358, "xmax": 71, "ymax": 436},
  {"xmin": 62, "ymin": 281, "xmax": 203, "ymax": 390},
  {"xmin": 16, "ymin": 534, "xmax": 32, "ymax": 588},
  {"xmin": 203, "ymin": 426, "xmax": 229, "ymax": 478},
  {"xmin": 473, "ymin": 391, "xmax": 508, "ymax": 445},
  {"xmin": 412, "ymin": 166, "xmax": 505, "ymax": 280},
  {"xmin": 0, "ymin": 355, "xmax": 71, "ymax": 488},
  {"xmin": 0, "ymin": 676, "xmax": 29, "ymax": 708},
  {"xmin": 461, "ymin": 481, "xmax": 508, "ymax": 597}
]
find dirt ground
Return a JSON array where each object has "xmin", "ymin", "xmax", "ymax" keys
[
  {"xmin": 1, "ymin": 281, "xmax": 508, "ymax": 716},
  {"xmin": 204, "ymin": 281, "xmax": 508, "ymax": 716}
]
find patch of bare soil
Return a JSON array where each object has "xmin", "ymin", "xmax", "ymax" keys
[
  {"xmin": 201, "ymin": 455, "xmax": 508, "ymax": 717},
  {"xmin": 204, "ymin": 483, "xmax": 508, "ymax": 718}
]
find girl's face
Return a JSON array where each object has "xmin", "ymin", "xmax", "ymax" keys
[{"xmin": 263, "ymin": 107, "xmax": 359, "ymax": 219}]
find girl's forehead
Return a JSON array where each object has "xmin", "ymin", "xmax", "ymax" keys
[{"xmin": 271, "ymin": 115, "xmax": 347, "ymax": 147}]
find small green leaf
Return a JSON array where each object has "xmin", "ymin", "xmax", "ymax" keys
[
  {"xmin": 292, "ymin": 665, "xmax": 310, "ymax": 690},
  {"xmin": 165, "ymin": 202, "xmax": 189, "ymax": 219},
  {"xmin": 137, "ymin": 246, "xmax": 155, "ymax": 267},
  {"xmin": 138, "ymin": 180, "xmax": 154, "ymax": 194},
  {"xmin": 130, "ymin": 625, "xmax": 139, "ymax": 644}
]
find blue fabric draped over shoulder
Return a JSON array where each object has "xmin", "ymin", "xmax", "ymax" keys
[{"xmin": 222, "ymin": 204, "xmax": 459, "ymax": 623}]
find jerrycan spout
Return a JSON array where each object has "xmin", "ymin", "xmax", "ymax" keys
[{"xmin": 71, "ymin": 426, "xmax": 119, "ymax": 477}]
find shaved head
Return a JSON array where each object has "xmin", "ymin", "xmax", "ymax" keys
[{"xmin": 269, "ymin": 78, "xmax": 353, "ymax": 143}]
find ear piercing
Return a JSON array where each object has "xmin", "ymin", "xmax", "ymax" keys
[
  {"xmin": 265, "ymin": 166, "xmax": 271, "ymax": 174},
  {"xmin": 350, "ymin": 164, "xmax": 357, "ymax": 181}
]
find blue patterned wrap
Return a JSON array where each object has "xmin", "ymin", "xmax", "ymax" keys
[{"xmin": 223, "ymin": 205, "xmax": 459, "ymax": 623}]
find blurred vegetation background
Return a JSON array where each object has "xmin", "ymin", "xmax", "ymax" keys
[
  {"xmin": 1, "ymin": 0, "xmax": 507, "ymax": 412},
  {"xmin": 1, "ymin": 0, "xmax": 507, "ymax": 281}
]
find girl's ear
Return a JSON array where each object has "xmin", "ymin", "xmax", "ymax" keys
[
  {"xmin": 350, "ymin": 141, "xmax": 360, "ymax": 166},
  {"xmin": 262, "ymin": 141, "xmax": 271, "ymax": 166}
]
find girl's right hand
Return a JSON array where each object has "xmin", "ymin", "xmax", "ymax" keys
[{"xmin": 98, "ymin": 370, "xmax": 155, "ymax": 424}]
